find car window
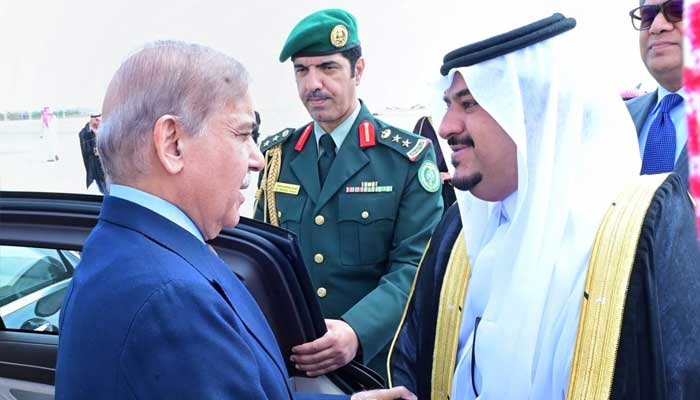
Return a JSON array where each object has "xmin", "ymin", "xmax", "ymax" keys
[{"xmin": 0, "ymin": 245, "xmax": 78, "ymax": 332}]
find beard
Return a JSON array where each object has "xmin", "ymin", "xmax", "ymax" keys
[{"xmin": 452, "ymin": 172, "xmax": 482, "ymax": 191}]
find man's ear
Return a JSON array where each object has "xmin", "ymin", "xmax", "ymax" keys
[
  {"xmin": 353, "ymin": 57, "xmax": 365, "ymax": 86},
  {"xmin": 153, "ymin": 115, "xmax": 184, "ymax": 175}
]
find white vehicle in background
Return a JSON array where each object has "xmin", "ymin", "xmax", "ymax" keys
[{"xmin": 0, "ymin": 246, "xmax": 78, "ymax": 332}]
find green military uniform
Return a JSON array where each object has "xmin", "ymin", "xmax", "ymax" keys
[
  {"xmin": 255, "ymin": 101, "xmax": 443, "ymax": 377},
  {"xmin": 258, "ymin": 8, "xmax": 443, "ymax": 378}
]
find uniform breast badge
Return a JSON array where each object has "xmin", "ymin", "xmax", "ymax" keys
[{"xmin": 418, "ymin": 161, "xmax": 441, "ymax": 193}]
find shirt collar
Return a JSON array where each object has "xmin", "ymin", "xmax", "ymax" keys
[
  {"xmin": 656, "ymin": 86, "xmax": 687, "ymax": 109},
  {"xmin": 487, "ymin": 190, "xmax": 518, "ymax": 226},
  {"xmin": 314, "ymin": 100, "xmax": 361, "ymax": 151},
  {"xmin": 109, "ymin": 184, "xmax": 205, "ymax": 243}
]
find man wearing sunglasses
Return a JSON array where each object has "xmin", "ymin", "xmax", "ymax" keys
[{"xmin": 627, "ymin": 0, "xmax": 689, "ymax": 187}]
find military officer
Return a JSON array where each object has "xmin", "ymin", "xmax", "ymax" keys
[{"xmin": 254, "ymin": 9, "xmax": 443, "ymax": 380}]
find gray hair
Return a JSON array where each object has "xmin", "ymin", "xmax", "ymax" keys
[{"xmin": 97, "ymin": 40, "xmax": 250, "ymax": 185}]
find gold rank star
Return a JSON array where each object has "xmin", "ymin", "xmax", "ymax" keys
[
  {"xmin": 392, "ymin": 134, "xmax": 401, "ymax": 143},
  {"xmin": 402, "ymin": 139, "xmax": 412, "ymax": 148}
]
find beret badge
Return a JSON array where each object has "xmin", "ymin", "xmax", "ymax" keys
[{"xmin": 330, "ymin": 24, "xmax": 349, "ymax": 48}]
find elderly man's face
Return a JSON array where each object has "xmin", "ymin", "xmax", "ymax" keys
[
  {"xmin": 293, "ymin": 53, "xmax": 363, "ymax": 132},
  {"xmin": 439, "ymin": 72, "xmax": 517, "ymax": 202},
  {"xmin": 182, "ymin": 93, "xmax": 264, "ymax": 239},
  {"xmin": 639, "ymin": 0, "xmax": 684, "ymax": 91}
]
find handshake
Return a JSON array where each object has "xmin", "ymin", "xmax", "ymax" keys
[{"xmin": 351, "ymin": 386, "xmax": 416, "ymax": 400}]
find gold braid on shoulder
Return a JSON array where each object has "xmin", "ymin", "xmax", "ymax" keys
[{"xmin": 262, "ymin": 145, "xmax": 282, "ymax": 227}]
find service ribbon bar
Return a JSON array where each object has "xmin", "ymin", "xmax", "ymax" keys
[{"xmin": 346, "ymin": 181, "xmax": 393, "ymax": 193}]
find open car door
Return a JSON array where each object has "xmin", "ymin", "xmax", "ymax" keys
[{"xmin": 0, "ymin": 191, "xmax": 384, "ymax": 399}]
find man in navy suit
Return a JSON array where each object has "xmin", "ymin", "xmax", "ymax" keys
[
  {"xmin": 55, "ymin": 41, "xmax": 413, "ymax": 400},
  {"xmin": 626, "ymin": 0, "xmax": 688, "ymax": 186}
]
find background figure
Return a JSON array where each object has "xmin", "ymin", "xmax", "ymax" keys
[
  {"xmin": 78, "ymin": 113, "xmax": 106, "ymax": 193},
  {"xmin": 626, "ymin": 0, "xmax": 689, "ymax": 186},
  {"xmin": 40, "ymin": 106, "xmax": 59, "ymax": 162},
  {"xmin": 255, "ymin": 9, "xmax": 443, "ymax": 380},
  {"xmin": 252, "ymin": 110, "xmax": 261, "ymax": 143}
]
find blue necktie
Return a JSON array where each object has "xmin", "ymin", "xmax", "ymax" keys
[{"xmin": 641, "ymin": 93, "xmax": 683, "ymax": 174}]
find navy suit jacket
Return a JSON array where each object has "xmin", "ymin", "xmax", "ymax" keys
[
  {"xmin": 625, "ymin": 91, "xmax": 689, "ymax": 188},
  {"xmin": 56, "ymin": 196, "xmax": 344, "ymax": 399}
]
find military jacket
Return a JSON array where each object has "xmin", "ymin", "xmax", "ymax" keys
[{"xmin": 254, "ymin": 102, "xmax": 443, "ymax": 377}]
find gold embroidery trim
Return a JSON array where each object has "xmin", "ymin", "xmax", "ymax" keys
[
  {"xmin": 431, "ymin": 230, "xmax": 469, "ymax": 400},
  {"xmin": 387, "ymin": 238, "xmax": 431, "ymax": 388},
  {"xmin": 386, "ymin": 230, "xmax": 470, "ymax": 398},
  {"xmin": 567, "ymin": 173, "xmax": 668, "ymax": 400}
]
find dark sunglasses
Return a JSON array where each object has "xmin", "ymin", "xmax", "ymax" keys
[{"xmin": 629, "ymin": 0, "xmax": 683, "ymax": 31}]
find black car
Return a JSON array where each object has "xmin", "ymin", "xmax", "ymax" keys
[{"xmin": 0, "ymin": 191, "xmax": 384, "ymax": 398}]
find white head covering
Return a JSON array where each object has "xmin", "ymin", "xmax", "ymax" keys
[{"xmin": 435, "ymin": 9, "xmax": 642, "ymax": 400}]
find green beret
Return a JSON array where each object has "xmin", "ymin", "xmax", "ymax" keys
[{"xmin": 279, "ymin": 9, "xmax": 360, "ymax": 62}]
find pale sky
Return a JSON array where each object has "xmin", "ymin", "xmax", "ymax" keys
[{"xmin": 0, "ymin": 0, "xmax": 656, "ymax": 131}]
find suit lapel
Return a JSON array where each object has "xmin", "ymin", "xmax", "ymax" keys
[
  {"xmin": 290, "ymin": 138, "xmax": 321, "ymax": 203},
  {"xmin": 630, "ymin": 91, "xmax": 658, "ymax": 136},
  {"xmin": 202, "ymin": 253, "xmax": 290, "ymax": 382},
  {"xmin": 313, "ymin": 105, "xmax": 371, "ymax": 213},
  {"xmin": 675, "ymin": 145, "xmax": 689, "ymax": 187},
  {"xmin": 99, "ymin": 196, "xmax": 290, "ymax": 383}
]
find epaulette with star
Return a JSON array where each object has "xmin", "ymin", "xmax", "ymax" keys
[
  {"xmin": 375, "ymin": 121, "xmax": 432, "ymax": 162},
  {"xmin": 260, "ymin": 128, "xmax": 295, "ymax": 153}
]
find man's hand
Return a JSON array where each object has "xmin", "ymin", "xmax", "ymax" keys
[
  {"xmin": 350, "ymin": 386, "xmax": 417, "ymax": 400},
  {"xmin": 290, "ymin": 319, "xmax": 359, "ymax": 376},
  {"xmin": 440, "ymin": 172, "xmax": 451, "ymax": 184}
]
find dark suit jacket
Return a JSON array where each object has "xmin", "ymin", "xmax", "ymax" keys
[
  {"xmin": 78, "ymin": 124, "xmax": 106, "ymax": 192},
  {"xmin": 55, "ymin": 195, "xmax": 344, "ymax": 399},
  {"xmin": 625, "ymin": 91, "xmax": 689, "ymax": 187}
]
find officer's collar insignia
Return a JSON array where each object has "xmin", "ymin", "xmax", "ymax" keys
[
  {"xmin": 330, "ymin": 24, "xmax": 349, "ymax": 48},
  {"xmin": 380, "ymin": 129, "xmax": 391, "ymax": 139},
  {"xmin": 358, "ymin": 119, "xmax": 376, "ymax": 148},
  {"xmin": 294, "ymin": 123, "xmax": 314, "ymax": 152}
]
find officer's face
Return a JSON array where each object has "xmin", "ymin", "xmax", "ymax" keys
[
  {"xmin": 639, "ymin": 0, "xmax": 684, "ymax": 91},
  {"xmin": 293, "ymin": 53, "xmax": 364, "ymax": 132},
  {"xmin": 439, "ymin": 72, "xmax": 517, "ymax": 202},
  {"xmin": 181, "ymin": 94, "xmax": 264, "ymax": 239}
]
